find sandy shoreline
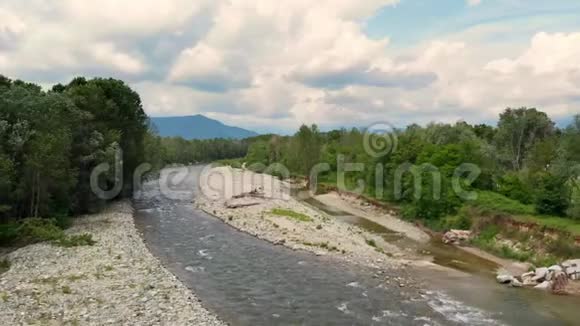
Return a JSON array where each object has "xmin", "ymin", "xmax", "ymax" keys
[
  {"xmin": 314, "ymin": 192, "xmax": 431, "ymax": 243},
  {"xmin": 0, "ymin": 201, "xmax": 223, "ymax": 325}
]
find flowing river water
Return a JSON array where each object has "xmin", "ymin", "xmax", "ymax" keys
[{"xmin": 134, "ymin": 166, "xmax": 580, "ymax": 325}]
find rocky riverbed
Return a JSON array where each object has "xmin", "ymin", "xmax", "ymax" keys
[
  {"xmin": 196, "ymin": 167, "xmax": 440, "ymax": 273},
  {"xmin": 0, "ymin": 201, "xmax": 223, "ymax": 325}
]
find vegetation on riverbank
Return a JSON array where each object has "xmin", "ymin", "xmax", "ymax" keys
[
  {"xmin": 0, "ymin": 216, "xmax": 95, "ymax": 248},
  {"xmin": 0, "ymin": 75, "xmax": 152, "ymax": 248},
  {"xmin": 0, "ymin": 75, "xmax": 250, "ymax": 247},
  {"xmin": 232, "ymin": 108, "xmax": 580, "ymax": 264},
  {"xmin": 0, "ymin": 258, "xmax": 10, "ymax": 274},
  {"xmin": 270, "ymin": 208, "xmax": 313, "ymax": 222}
]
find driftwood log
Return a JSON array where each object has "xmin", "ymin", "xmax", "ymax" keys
[
  {"xmin": 225, "ymin": 201, "xmax": 261, "ymax": 209},
  {"xmin": 232, "ymin": 187, "xmax": 266, "ymax": 199}
]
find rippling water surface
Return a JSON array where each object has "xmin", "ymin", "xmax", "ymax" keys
[{"xmin": 134, "ymin": 167, "xmax": 575, "ymax": 325}]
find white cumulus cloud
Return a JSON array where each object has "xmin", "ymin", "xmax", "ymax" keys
[{"xmin": 0, "ymin": 0, "xmax": 579, "ymax": 132}]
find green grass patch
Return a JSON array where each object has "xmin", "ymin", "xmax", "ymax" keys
[
  {"xmin": 270, "ymin": 208, "xmax": 312, "ymax": 222},
  {"xmin": 469, "ymin": 191, "xmax": 535, "ymax": 215},
  {"xmin": 14, "ymin": 218, "xmax": 97, "ymax": 247},
  {"xmin": 465, "ymin": 191, "xmax": 580, "ymax": 236},
  {"xmin": 498, "ymin": 245, "xmax": 531, "ymax": 262},
  {"xmin": 365, "ymin": 239, "xmax": 377, "ymax": 247},
  {"xmin": 18, "ymin": 218, "xmax": 64, "ymax": 243},
  {"xmin": 56, "ymin": 233, "xmax": 96, "ymax": 247}
]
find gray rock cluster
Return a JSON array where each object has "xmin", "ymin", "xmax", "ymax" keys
[
  {"xmin": 442, "ymin": 230, "xmax": 472, "ymax": 245},
  {"xmin": 496, "ymin": 259, "xmax": 580, "ymax": 294}
]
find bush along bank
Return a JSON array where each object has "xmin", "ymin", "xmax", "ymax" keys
[{"xmin": 0, "ymin": 217, "xmax": 95, "ymax": 250}]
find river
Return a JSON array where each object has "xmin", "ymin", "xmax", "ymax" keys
[{"xmin": 134, "ymin": 166, "xmax": 580, "ymax": 325}]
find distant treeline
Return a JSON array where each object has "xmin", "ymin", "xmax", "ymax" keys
[
  {"xmin": 0, "ymin": 75, "xmax": 247, "ymax": 222},
  {"xmin": 240, "ymin": 109, "xmax": 580, "ymax": 225},
  {"xmin": 144, "ymin": 135, "xmax": 250, "ymax": 170}
]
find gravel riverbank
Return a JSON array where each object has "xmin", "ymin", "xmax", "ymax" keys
[
  {"xmin": 196, "ymin": 167, "xmax": 435, "ymax": 272},
  {"xmin": 0, "ymin": 201, "xmax": 224, "ymax": 326}
]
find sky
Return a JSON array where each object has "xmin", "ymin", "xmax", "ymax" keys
[{"xmin": 1, "ymin": 0, "xmax": 579, "ymax": 134}]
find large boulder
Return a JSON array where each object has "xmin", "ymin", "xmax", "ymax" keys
[
  {"xmin": 442, "ymin": 230, "xmax": 472, "ymax": 245},
  {"xmin": 561, "ymin": 259, "xmax": 580, "ymax": 268},
  {"xmin": 532, "ymin": 267, "xmax": 549, "ymax": 282},
  {"xmin": 562, "ymin": 259, "xmax": 580, "ymax": 280},
  {"xmin": 548, "ymin": 265, "xmax": 563, "ymax": 273}
]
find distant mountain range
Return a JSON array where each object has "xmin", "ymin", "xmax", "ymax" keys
[{"xmin": 151, "ymin": 115, "xmax": 258, "ymax": 140}]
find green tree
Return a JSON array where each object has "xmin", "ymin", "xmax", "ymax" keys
[
  {"xmin": 495, "ymin": 107, "xmax": 554, "ymax": 170},
  {"xmin": 291, "ymin": 124, "xmax": 322, "ymax": 178},
  {"xmin": 535, "ymin": 173, "xmax": 570, "ymax": 216}
]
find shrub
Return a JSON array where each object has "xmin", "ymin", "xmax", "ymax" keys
[
  {"xmin": 497, "ymin": 172, "xmax": 533, "ymax": 204},
  {"xmin": 0, "ymin": 258, "xmax": 10, "ymax": 272},
  {"xmin": 470, "ymin": 224, "xmax": 500, "ymax": 248},
  {"xmin": 499, "ymin": 245, "xmax": 531, "ymax": 262},
  {"xmin": 365, "ymin": 239, "xmax": 377, "ymax": 247},
  {"xmin": 440, "ymin": 213, "xmax": 472, "ymax": 230},
  {"xmin": 16, "ymin": 218, "xmax": 96, "ymax": 247},
  {"xmin": 54, "ymin": 214, "xmax": 73, "ymax": 230},
  {"xmin": 18, "ymin": 218, "xmax": 64, "ymax": 243},
  {"xmin": 546, "ymin": 236, "xmax": 580, "ymax": 259},
  {"xmin": 410, "ymin": 174, "xmax": 462, "ymax": 221},
  {"xmin": 534, "ymin": 174, "xmax": 570, "ymax": 216},
  {"xmin": 56, "ymin": 233, "xmax": 96, "ymax": 247},
  {"xmin": 567, "ymin": 204, "xmax": 580, "ymax": 220},
  {"xmin": 0, "ymin": 223, "xmax": 20, "ymax": 245},
  {"xmin": 470, "ymin": 191, "xmax": 534, "ymax": 215}
]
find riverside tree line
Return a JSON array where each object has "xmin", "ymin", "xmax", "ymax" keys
[
  {"xmin": 0, "ymin": 75, "xmax": 246, "ymax": 229},
  {"xmin": 239, "ymin": 109, "xmax": 580, "ymax": 226},
  {"xmin": 1, "ymin": 74, "xmax": 579, "ymax": 261}
]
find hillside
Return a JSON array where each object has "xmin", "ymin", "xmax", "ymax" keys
[{"xmin": 151, "ymin": 115, "xmax": 258, "ymax": 140}]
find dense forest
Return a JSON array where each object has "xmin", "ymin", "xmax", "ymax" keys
[
  {"xmin": 0, "ymin": 75, "xmax": 246, "ymax": 226},
  {"xmin": 233, "ymin": 109, "xmax": 580, "ymax": 263},
  {"xmin": 0, "ymin": 75, "xmax": 149, "ymax": 220}
]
